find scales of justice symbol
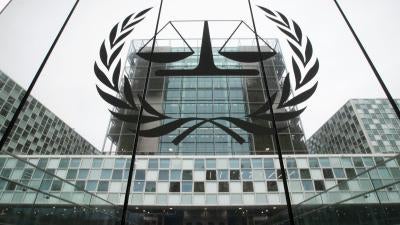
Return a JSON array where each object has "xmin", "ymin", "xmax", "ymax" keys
[
  {"xmin": 135, "ymin": 20, "xmax": 276, "ymax": 76},
  {"xmin": 95, "ymin": 14, "xmax": 319, "ymax": 145}
]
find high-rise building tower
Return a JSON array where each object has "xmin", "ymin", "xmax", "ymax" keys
[
  {"xmin": 0, "ymin": 71, "xmax": 100, "ymax": 155},
  {"xmin": 103, "ymin": 36, "xmax": 307, "ymax": 155},
  {"xmin": 306, "ymin": 99, "xmax": 400, "ymax": 154}
]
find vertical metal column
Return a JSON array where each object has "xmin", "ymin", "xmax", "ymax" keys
[
  {"xmin": 120, "ymin": 1, "xmax": 164, "ymax": 224},
  {"xmin": 246, "ymin": 1, "xmax": 295, "ymax": 225},
  {"xmin": 334, "ymin": 0, "xmax": 400, "ymax": 121},
  {"xmin": 0, "ymin": 0, "xmax": 80, "ymax": 152}
]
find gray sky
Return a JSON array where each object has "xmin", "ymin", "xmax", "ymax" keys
[{"xmin": 0, "ymin": 0, "xmax": 399, "ymax": 150}]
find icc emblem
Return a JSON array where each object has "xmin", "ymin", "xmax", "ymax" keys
[{"xmin": 94, "ymin": 6, "xmax": 319, "ymax": 145}]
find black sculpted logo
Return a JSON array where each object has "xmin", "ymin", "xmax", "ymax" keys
[{"xmin": 94, "ymin": 6, "xmax": 319, "ymax": 145}]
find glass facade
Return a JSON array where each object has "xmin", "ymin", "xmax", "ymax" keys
[
  {"xmin": 0, "ymin": 71, "xmax": 99, "ymax": 155},
  {"xmin": 307, "ymin": 99, "xmax": 400, "ymax": 154},
  {"xmin": 0, "ymin": 4, "xmax": 399, "ymax": 225},
  {"xmin": 104, "ymin": 38, "xmax": 307, "ymax": 155}
]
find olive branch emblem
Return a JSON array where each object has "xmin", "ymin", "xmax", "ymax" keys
[{"xmin": 94, "ymin": 6, "xmax": 319, "ymax": 146}]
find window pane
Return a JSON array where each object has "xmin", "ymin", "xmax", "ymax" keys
[
  {"xmin": 243, "ymin": 182, "xmax": 254, "ymax": 192},
  {"xmin": 112, "ymin": 170, "xmax": 123, "ymax": 180},
  {"xmin": 267, "ymin": 181, "xmax": 278, "ymax": 192},
  {"xmin": 148, "ymin": 159, "xmax": 158, "ymax": 169},
  {"xmin": 133, "ymin": 181, "xmax": 144, "ymax": 192},
  {"xmin": 182, "ymin": 182, "xmax": 192, "ymax": 192},
  {"xmin": 159, "ymin": 170, "xmax": 169, "ymax": 181},
  {"xmin": 145, "ymin": 181, "xmax": 156, "ymax": 192},
  {"xmin": 194, "ymin": 159, "xmax": 204, "ymax": 169},
  {"xmin": 206, "ymin": 170, "xmax": 216, "ymax": 180},
  {"xmin": 135, "ymin": 170, "xmax": 145, "ymax": 180},
  {"xmin": 169, "ymin": 182, "xmax": 180, "ymax": 192},
  {"xmin": 100, "ymin": 169, "xmax": 112, "ymax": 179},
  {"xmin": 97, "ymin": 181, "xmax": 109, "ymax": 192},
  {"xmin": 230, "ymin": 170, "xmax": 240, "ymax": 180},
  {"xmin": 218, "ymin": 182, "xmax": 229, "ymax": 192},
  {"xmin": 171, "ymin": 170, "xmax": 181, "ymax": 180},
  {"xmin": 314, "ymin": 180, "xmax": 325, "ymax": 191},
  {"xmin": 182, "ymin": 170, "xmax": 193, "ymax": 180},
  {"xmin": 194, "ymin": 182, "xmax": 204, "ymax": 192}
]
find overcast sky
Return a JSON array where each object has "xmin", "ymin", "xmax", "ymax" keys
[{"xmin": 0, "ymin": 0, "xmax": 399, "ymax": 151}]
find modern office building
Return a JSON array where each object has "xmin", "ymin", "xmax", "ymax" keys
[
  {"xmin": 0, "ymin": 25, "xmax": 399, "ymax": 225},
  {"xmin": 0, "ymin": 71, "xmax": 100, "ymax": 155},
  {"xmin": 306, "ymin": 99, "xmax": 400, "ymax": 154},
  {"xmin": 103, "ymin": 36, "xmax": 307, "ymax": 155}
]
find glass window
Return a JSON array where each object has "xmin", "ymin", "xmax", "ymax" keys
[
  {"xmin": 319, "ymin": 158, "xmax": 330, "ymax": 167},
  {"xmin": 135, "ymin": 170, "xmax": 145, "ymax": 180},
  {"xmin": 230, "ymin": 170, "xmax": 240, "ymax": 180},
  {"xmin": 59, "ymin": 159, "xmax": 69, "ymax": 168},
  {"xmin": 243, "ymin": 182, "xmax": 254, "ymax": 192},
  {"xmin": 253, "ymin": 170, "xmax": 264, "ymax": 180},
  {"xmin": 39, "ymin": 180, "xmax": 51, "ymax": 191},
  {"xmin": 265, "ymin": 169, "xmax": 276, "ymax": 179},
  {"xmin": 51, "ymin": 180, "xmax": 62, "ymax": 191},
  {"xmin": 252, "ymin": 159, "xmax": 263, "ymax": 168},
  {"xmin": 300, "ymin": 169, "xmax": 311, "ymax": 179},
  {"xmin": 194, "ymin": 182, "xmax": 204, "ymax": 192},
  {"xmin": 145, "ymin": 181, "xmax": 156, "ymax": 192},
  {"xmin": 112, "ymin": 170, "xmax": 123, "ymax": 180},
  {"xmin": 100, "ymin": 169, "xmax": 112, "ymax": 179},
  {"xmin": 77, "ymin": 169, "xmax": 89, "ymax": 179},
  {"xmin": 148, "ymin": 159, "xmax": 158, "ymax": 169},
  {"xmin": 289, "ymin": 181, "xmax": 302, "ymax": 192},
  {"xmin": 345, "ymin": 168, "xmax": 356, "ymax": 179},
  {"xmin": 206, "ymin": 159, "xmax": 216, "ymax": 168},
  {"xmin": 133, "ymin": 181, "xmax": 144, "ymax": 192},
  {"xmin": 218, "ymin": 182, "xmax": 229, "ymax": 192},
  {"xmin": 323, "ymin": 169, "xmax": 334, "ymax": 179},
  {"xmin": 206, "ymin": 170, "xmax": 216, "ymax": 180},
  {"xmin": 353, "ymin": 158, "xmax": 364, "ymax": 167},
  {"xmin": 114, "ymin": 159, "xmax": 125, "ymax": 168},
  {"xmin": 241, "ymin": 170, "xmax": 252, "ymax": 180},
  {"xmin": 182, "ymin": 170, "xmax": 193, "ymax": 180},
  {"xmin": 37, "ymin": 158, "xmax": 48, "ymax": 168},
  {"xmin": 363, "ymin": 157, "xmax": 375, "ymax": 167},
  {"xmin": 75, "ymin": 181, "xmax": 85, "ymax": 191},
  {"xmin": 32, "ymin": 169, "xmax": 44, "ymax": 179},
  {"xmin": 217, "ymin": 170, "xmax": 228, "ymax": 180},
  {"xmin": 288, "ymin": 169, "xmax": 299, "ymax": 179},
  {"xmin": 81, "ymin": 159, "xmax": 91, "ymax": 168},
  {"xmin": 182, "ymin": 181, "xmax": 192, "ymax": 192},
  {"xmin": 314, "ymin": 180, "xmax": 325, "ymax": 191},
  {"xmin": 333, "ymin": 168, "xmax": 346, "ymax": 178},
  {"xmin": 69, "ymin": 159, "xmax": 80, "ymax": 167},
  {"xmin": 264, "ymin": 159, "xmax": 274, "ymax": 168},
  {"xmin": 92, "ymin": 159, "xmax": 102, "ymax": 168},
  {"xmin": 169, "ymin": 182, "xmax": 180, "ymax": 192},
  {"xmin": 241, "ymin": 159, "xmax": 251, "ymax": 168},
  {"xmin": 170, "ymin": 170, "xmax": 181, "ymax": 180},
  {"xmin": 97, "ymin": 181, "xmax": 109, "ymax": 192},
  {"xmin": 286, "ymin": 159, "xmax": 297, "ymax": 168},
  {"xmin": 159, "ymin": 170, "xmax": 169, "ymax": 181},
  {"xmin": 160, "ymin": 159, "xmax": 170, "ymax": 168},
  {"xmin": 103, "ymin": 159, "xmax": 114, "ymax": 168},
  {"xmin": 267, "ymin": 181, "xmax": 278, "ymax": 192},
  {"xmin": 302, "ymin": 180, "xmax": 314, "ymax": 191},
  {"xmin": 341, "ymin": 158, "xmax": 353, "ymax": 167},
  {"xmin": 338, "ymin": 180, "xmax": 349, "ymax": 190},
  {"xmin": 230, "ymin": 159, "xmax": 240, "ymax": 168},
  {"xmin": 194, "ymin": 159, "xmax": 204, "ymax": 169},
  {"xmin": 86, "ymin": 181, "xmax": 97, "ymax": 191},
  {"xmin": 309, "ymin": 158, "xmax": 319, "ymax": 168},
  {"xmin": 66, "ymin": 169, "xmax": 77, "ymax": 180}
]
